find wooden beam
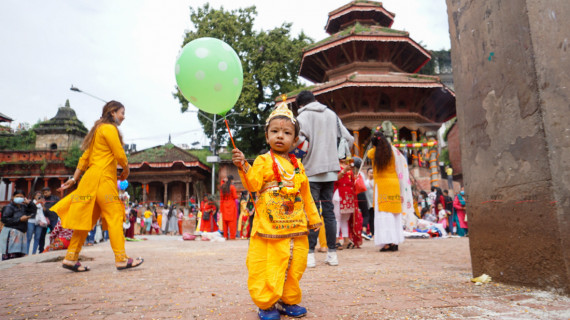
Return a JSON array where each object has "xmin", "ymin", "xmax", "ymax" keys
[{"xmin": 340, "ymin": 44, "xmax": 353, "ymax": 63}]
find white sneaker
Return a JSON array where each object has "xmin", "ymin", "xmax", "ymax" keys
[
  {"xmin": 307, "ymin": 253, "xmax": 316, "ymax": 268},
  {"xmin": 325, "ymin": 252, "xmax": 338, "ymax": 266}
]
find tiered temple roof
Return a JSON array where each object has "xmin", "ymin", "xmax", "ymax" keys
[{"xmin": 34, "ymin": 100, "xmax": 88, "ymax": 136}]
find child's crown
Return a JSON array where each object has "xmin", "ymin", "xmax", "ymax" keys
[{"xmin": 266, "ymin": 94, "xmax": 296, "ymax": 124}]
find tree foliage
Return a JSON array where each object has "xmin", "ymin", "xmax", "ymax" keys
[
  {"xmin": 0, "ymin": 126, "xmax": 36, "ymax": 150},
  {"xmin": 174, "ymin": 4, "xmax": 313, "ymax": 155},
  {"xmin": 63, "ymin": 143, "xmax": 83, "ymax": 168},
  {"xmin": 419, "ymin": 49, "xmax": 451, "ymax": 75}
]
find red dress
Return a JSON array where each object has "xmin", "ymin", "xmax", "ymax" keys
[{"xmin": 334, "ymin": 166, "xmax": 363, "ymax": 248}]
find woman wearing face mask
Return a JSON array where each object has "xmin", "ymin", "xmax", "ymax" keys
[
  {"xmin": 52, "ymin": 101, "xmax": 143, "ymax": 272},
  {"xmin": 0, "ymin": 190, "xmax": 37, "ymax": 260}
]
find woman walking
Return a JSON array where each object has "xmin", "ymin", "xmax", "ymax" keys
[
  {"xmin": 367, "ymin": 128, "xmax": 413, "ymax": 252},
  {"xmin": 0, "ymin": 190, "xmax": 36, "ymax": 260},
  {"xmin": 453, "ymin": 187, "xmax": 468, "ymax": 236},
  {"xmin": 53, "ymin": 101, "xmax": 143, "ymax": 272}
]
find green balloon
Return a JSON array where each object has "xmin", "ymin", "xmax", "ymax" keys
[{"xmin": 175, "ymin": 37, "xmax": 244, "ymax": 115}]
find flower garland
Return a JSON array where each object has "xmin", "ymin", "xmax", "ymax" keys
[{"xmin": 270, "ymin": 150, "xmax": 302, "ymax": 195}]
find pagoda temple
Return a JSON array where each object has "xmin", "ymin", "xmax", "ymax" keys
[
  {"xmin": 283, "ymin": 1, "xmax": 456, "ymax": 183},
  {"xmin": 34, "ymin": 99, "xmax": 88, "ymax": 150}
]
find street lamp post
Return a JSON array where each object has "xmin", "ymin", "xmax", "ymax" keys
[
  {"xmin": 70, "ymin": 85, "xmax": 107, "ymax": 103},
  {"xmin": 190, "ymin": 110, "xmax": 236, "ymax": 195}
]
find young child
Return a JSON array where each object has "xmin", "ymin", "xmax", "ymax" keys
[
  {"xmin": 232, "ymin": 102, "xmax": 322, "ymax": 320},
  {"xmin": 437, "ymin": 202, "xmax": 448, "ymax": 229}
]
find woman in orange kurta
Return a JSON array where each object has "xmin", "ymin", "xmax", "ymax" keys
[
  {"xmin": 53, "ymin": 101, "xmax": 143, "ymax": 272},
  {"xmin": 220, "ymin": 175, "xmax": 239, "ymax": 239}
]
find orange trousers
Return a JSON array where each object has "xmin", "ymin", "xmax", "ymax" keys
[{"xmin": 222, "ymin": 219, "xmax": 237, "ymax": 239}]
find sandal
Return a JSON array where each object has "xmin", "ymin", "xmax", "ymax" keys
[
  {"xmin": 116, "ymin": 257, "xmax": 144, "ymax": 270},
  {"xmin": 335, "ymin": 242, "xmax": 343, "ymax": 250},
  {"xmin": 379, "ymin": 245, "xmax": 391, "ymax": 252},
  {"xmin": 390, "ymin": 244, "xmax": 399, "ymax": 251},
  {"xmin": 62, "ymin": 262, "xmax": 90, "ymax": 272}
]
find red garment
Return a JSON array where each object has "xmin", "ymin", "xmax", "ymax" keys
[
  {"xmin": 222, "ymin": 220, "xmax": 237, "ymax": 239},
  {"xmin": 349, "ymin": 206, "xmax": 363, "ymax": 248},
  {"xmin": 125, "ymin": 214, "xmax": 136, "ymax": 238},
  {"xmin": 200, "ymin": 202, "xmax": 218, "ymax": 232},
  {"xmin": 334, "ymin": 166, "xmax": 356, "ymax": 215},
  {"xmin": 220, "ymin": 185, "xmax": 239, "ymax": 221}
]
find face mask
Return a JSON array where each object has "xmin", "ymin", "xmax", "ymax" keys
[
  {"xmin": 460, "ymin": 191, "xmax": 465, "ymax": 195},
  {"xmin": 13, "ymin": 197, "xmax": 24, "ymax": 204},
  {"xmin": 114, "ymin": 117, "xmax": 121, "ymax": 126}
]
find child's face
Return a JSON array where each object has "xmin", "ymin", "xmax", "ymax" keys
[
  {"xmin": 265, "ymin": 118, "xmax": 298, "ymax": 155},
  {"xmin": 437, "ymin": 203, "xmax": 443, "ymax": 210}
]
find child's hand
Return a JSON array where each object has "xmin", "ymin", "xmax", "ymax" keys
[
  {"xmin": 311, "ymin": 226, "xmax": 320, "ymax": 232},
  {"xmin": 232, "ymin": 148, "xmax": 245, "ymax": 167}
]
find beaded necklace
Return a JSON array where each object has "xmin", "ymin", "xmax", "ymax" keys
[{"xmin": 270, "ymin": 150, "xmax": 302, "ymax": 195}]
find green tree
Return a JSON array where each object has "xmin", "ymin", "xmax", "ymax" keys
[
  {"xmin": 63, "ymin": 143, "xmax": 83, "ymax": 168},
  {"xmin": 0, "ymin": 126, "xmax": 36, "ymax": 150},
  {"xmin": 419, "ymin": 49, "xmax": 451, "ymax": 75},
  {"xmin": 174, "ymin": 4, "xmax": 313, "ymax": 155}
]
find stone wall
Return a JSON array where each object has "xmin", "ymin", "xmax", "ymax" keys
[
  {"xmin": 35, "ymin": 133, "xmax": 83, "ymax": 150},
  {"xmin": 446, "ymin": 0, "xmax": 570, "ymax": 292}
]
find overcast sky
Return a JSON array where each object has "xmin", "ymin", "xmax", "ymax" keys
[{"xmin": 0, "ymin": 0, "xmax": 451, "ymax": 150}]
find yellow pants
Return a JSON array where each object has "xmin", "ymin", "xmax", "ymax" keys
[
  {"xmin": 247, "ymin": 235, "xmax": 309, "ymax": 310},
  {"xmin": 65, "ymin": 184, "xmax": 128, "ymax": 263},
  {"xmin": 318, "ymin": 224, "xmax": 327, "ymax": 248}
]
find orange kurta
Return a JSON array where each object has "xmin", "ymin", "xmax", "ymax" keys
[{"xmin": 52, "ymin": 124, "xmax": 128, "ymax": 231}]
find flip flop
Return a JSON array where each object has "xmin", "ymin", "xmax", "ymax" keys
[
  {"xmin": 116, "ymin": 257, "xmax": 144, "ymax": 270},
  {"xmin": 62, "ymin": 262, "xmax": 90, "ymax": 272}
]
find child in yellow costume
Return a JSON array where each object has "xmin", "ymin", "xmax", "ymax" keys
[
  {"xmin": 232, "ymin": 102, "xmax": 322, "ymax": 320},
  {"xmin": 53, "ymin": 101, "xmax": 143, "ymax": 272}
]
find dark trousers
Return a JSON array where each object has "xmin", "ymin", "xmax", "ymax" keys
[
  {"xmin": 356, "ymin": 193, "xmax": 369, "ymax": 231},
  {"xmin": 308, "ymin": 181, "xmax": 337, "ymax": 253},
  {"xmin": 38, "ymin": 227, "xmax": 47, "ymax": 253},
  {"xmin": 368, "ymin": 207, "xmax": 375, "ymax": 235}
]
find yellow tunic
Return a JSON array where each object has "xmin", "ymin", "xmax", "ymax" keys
[
  {"xmin": 238, "ymin": 153, "xmax": 322, "ymax": 238},
  {"xmin": 52, "ymin": 124, "xmax": 128, "ymax": 231},
  {"xmin": 238, "ymin": 152, "xmax": 322, "ymax": 310},
  {"xmin": 367, "ymin": 147, "xmax": 402, "ymax": 214}
]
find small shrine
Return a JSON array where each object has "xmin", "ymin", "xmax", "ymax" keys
[
  {"xmin": 34, "ymin": 99, "xmax": 88, "ymax": 150},
  {"xmin": 282, "ymin": 1, "xmax": 456, "ymax": 187}
]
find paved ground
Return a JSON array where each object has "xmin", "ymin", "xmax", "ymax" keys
[{"xmin": 1, "ymin": 236, "xmax": 569, "ymax": 320}]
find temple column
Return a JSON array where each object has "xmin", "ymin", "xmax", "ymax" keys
[
  {"xmin": 142, "ymin": 183, "xmax": 147, "ymax": 204},
  {"xmin": 426, "ymin": 132, "xmax": 440, "ymax": 188},
  {"xmin": 58, "ymin": 178, "xmax": 66, "ymax": 196},
  {"xmin": 44, "ymin": 179, "xmax": 49, "ymax": 188},
  {"xmin": 185, "ymin": 182, "xmax": 190, "ymax": 207},
  {"xmin": 26, "ymin": 178, "xmax": 32, "ymax": 194},
  {"xmin": 447, "ymin": 0, "xmax": 570, "ymax": 292},
  {"xmin": 9, "ymin": 179, "xmax": 17, "ymax": 196},
  {"xmin": 163, "ymin": 182, "xmax": 168, "ymax": 205}
]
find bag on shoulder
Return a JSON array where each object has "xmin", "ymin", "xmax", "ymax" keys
[{"xmin": 202, "ymin": 211, "xmax": 210, "ymax": 221}]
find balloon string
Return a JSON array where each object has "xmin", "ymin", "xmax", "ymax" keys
[{"xmin": 224, "ymin": 118, "xmax": 259, "ymax": 216}]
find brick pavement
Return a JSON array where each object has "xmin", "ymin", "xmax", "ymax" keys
[{"xmin": 1, "ymin": 236, "xmax": 569, "ymax": 320}]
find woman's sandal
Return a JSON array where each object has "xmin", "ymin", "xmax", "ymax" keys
[
  {"xmin": 62, "ymin": 262, "xmax": 90, "ymax": 272},
  {"xmin": 390, "ymin": 244, "xmax": 399, "ymax": 252},
  {"xmin": 116, "ymin": 257, "xmax": 144, "ymax": 270},
  {"xmin": 335, "ymin": 243, "xmax": 343, "ymax": 250},
  {"xmin": 379, "ymin": 245, "xmax": 391, "ymax": 252}
]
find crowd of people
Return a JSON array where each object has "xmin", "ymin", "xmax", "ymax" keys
[{"xmin": 0, "ymin": 96, "xmax": 468, "ymax": 320}]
